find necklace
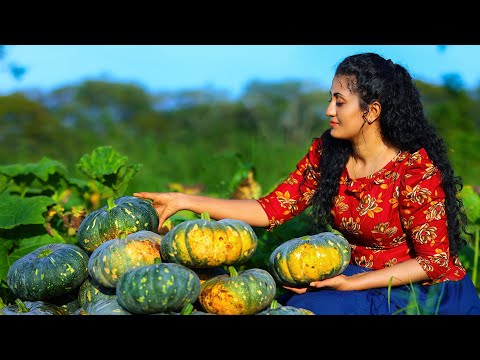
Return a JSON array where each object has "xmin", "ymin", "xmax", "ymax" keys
[{"xmin": 350, "ymin": 148, "xmax": 401, "ymax": 180}]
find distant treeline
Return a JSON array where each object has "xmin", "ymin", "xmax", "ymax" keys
[{"xmin": 1, "ymin": 77, "xmax": 479, "ymax": 195}]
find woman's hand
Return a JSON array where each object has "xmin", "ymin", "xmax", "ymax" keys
[
  {"xmin": 133, "ymin": 192, "xmax": 183, "ymax": 230},
  {"xmin": 283, "ymin": 274, "xmax": 352, "ymax": 294}
]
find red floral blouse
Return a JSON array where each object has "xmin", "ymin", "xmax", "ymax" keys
[{"xmin": 257, "ymin": 134, "xmax": 467, "ymax": 284}]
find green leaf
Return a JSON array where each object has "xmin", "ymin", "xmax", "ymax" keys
[
  {"xmin": 76, "ymin": 146, "xmax": 128, "ymax": 179},
  {"xmin": 0, "ymin": 246, "xmax": 10, "ymax": 286},
  {"xmin": 0, "ymin": 174, "xmax": 9, "ymax": 193},
  {"xmin": 111, "ymin": 163, "xmax": 143, "ymax": 196},
  {"xmin": 76, "ymin": 146, "xmax": 143, "ymax": 197},
  {"xmin": 459, "ymin": 185, "xmax": 480, "ymax": 225},
  {"xmin": 0, "ymin": 193, "xmax": 55, "ymax": 229},
  {"xmin": 0, "ymin": 157, "xmax": 68, "ymax": 182}
]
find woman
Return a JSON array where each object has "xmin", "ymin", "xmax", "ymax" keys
[{"xmin": 134, "ymin": 53, "xmax": 480, "ymax": 315}]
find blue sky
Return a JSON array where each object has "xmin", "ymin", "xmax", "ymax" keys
[{"xmin": 1, "ymin": 45, "xmax": 480, "ymax": 98}]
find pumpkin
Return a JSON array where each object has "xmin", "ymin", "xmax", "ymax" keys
[
  {"xmin": 256, "ymin": 299, "xmax": 314, "ymax": 315},
  {"xmin": 88, "ymin": 230, "xmax": 162, "ymax": 288},
  {"xmin": 0, "ymin": 299, "xmax": 65, "ymax": 315},
  {"xmin": 83, "ymin": 299, "xmax": 131, "ymax": 315},
  {"xmin": 116, "ymin": 262, "xmax": 201, "ymax": 315},
  {"xmin": 78, "ymin": 276, "xmax": 117, "ymax": 308},
  {"xmin": 198, "ymin": 266, "xmax": 276, "ymax": 315},
  {"xmin": 77, "ymin": 196, "xmax": 159, "ymax": 252},
  {"xmin": 7, "ymin": 243, "xmax": 89, "ymax": 301},
  {"xmin": 268, "ymin": 232, "xmax": 351, "ymax": 287},
  {"xmin": 160, "ymin": 212, "xmax": 257, "ymax": 268}
]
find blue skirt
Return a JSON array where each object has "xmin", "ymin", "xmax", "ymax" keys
[{"xmin": 276, "ymin": 264, "xmax": 480, "ymax": 315}]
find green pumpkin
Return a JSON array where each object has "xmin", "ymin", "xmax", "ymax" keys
[
  {"xmin": 83, "ymin": 299, "xmax": 131, "ymax": 315},
  {"xmin": 88, "ymin": 230, "xmax": 162, "ymax": 288},
  {"xmin": 7, "ymin": 243, "xmax": 89, "ymax": 301},
  {"xmin": 116, "ymin": 262, "xmax": 201, "ymax": 315},
  {"xmin": 256, "ymin": 299, "xmax": 314, "ymax": 315},
  {"xmin": 0, "ymin": 299, "xmax": 65, "ymax": 315},
  {"xmin": 77, "ymin": 196, "xmax": 159, "ymax": 252},
  {"xmin": 199, "ymin": 266, "xmax": 276, "ymax": 315},
  {"xmin": 78, "ymin": 276, "xmax": 117, "ymax": 308},
  {"xmin": 269, "ymin": 232, "xmax": 351, "ymax": 287},
  {"xmin": 161, "ymin": 212, "xmax": 257, "ymax": 268}
]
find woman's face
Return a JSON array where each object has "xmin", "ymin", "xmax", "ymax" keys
[{"xmin": 326, "ymin": 75, "xmax": 366, "ymax": 141}]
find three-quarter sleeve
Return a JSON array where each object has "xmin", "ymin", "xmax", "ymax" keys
[
  {"xmin": 256, "ymin": 137, "xmax": 322, "ymax": 230},
  {"xmin": 399, "ymin": 148, "xmax": 450, "ymax": 282}
]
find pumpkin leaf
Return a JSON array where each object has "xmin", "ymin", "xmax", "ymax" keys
[
  {"xmin": 459, "ymin": 185, "xmax": 480, "ymax": 225},
  {"xmin": 0, "ymin": 193, "xmax": 56, "ymax": 229},
  {"xmin": 0, "ymin": 157, "xmax": 68, "ymax": 182},
  {"xmin": 76, "ymin": 146, "xmax": 128, "ymax": 178},
  {"xmin": 76, "ymin": 146, "xmax": 143, "ymax": 197},
  {"xmin": 0, "ymin": 246, "xmax": 10, "ymax": 286},
  {"xmin": 0, "ymin": 174, "xmax": 9, "ymax": 193}
]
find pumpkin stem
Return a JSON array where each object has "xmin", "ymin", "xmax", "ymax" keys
[
  {"xmin": 106, "ymin": 197, "xmax": 116, "ymax": 211},
  {"xmin": 180, "ymin": 303, "xmax": 194, "ymax": 315},
  {"xmin": 154, "ymin": 257, "xmax": 162, "ymax": 264},
  {"xmin": 0, "ymin": 297, "xmax": 5, "ymax": 309},
  {"xmin": 200, "ymin": 212, "xmax": 211, "ymax": 221},
  {"xmin": 15, "ymin": 298, "xmax": 29, "ymax": 313},
  {"xmin": 38, "ymin": 247, "xmax": 53, "ymax": 258},
  {"xmin": 227, "ymin": 265, "xmax": 238, "ymax": 277},
  {"xmin": 270, "ymin": 299, "xmax": 280, "ymax": 309},
  {"xmin": 118, "ymin": 232, "xmax": 127, "ymax": 240}
]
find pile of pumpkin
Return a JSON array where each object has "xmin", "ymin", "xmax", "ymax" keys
[{"xmin": 1, "ymin": 196, "xmax": 351, "ymax": 315}]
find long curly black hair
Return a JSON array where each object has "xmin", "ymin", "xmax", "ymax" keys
[{"xmin": 310, "ymin": 52, "xmax": 469, "ymax": 255}]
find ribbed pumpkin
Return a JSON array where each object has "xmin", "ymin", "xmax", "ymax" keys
[
  {"xmin": 269, "ymin": 232, "xmax": 351, "ymax": 287},
  {"xmin": 0, "ymin": 299, "xmax": 65, "ymax": 315},
  {"xmin": 116, "ymin": 262, "xmax": 201, "ymax": 314},
  {"xmin": 256, "ymin": 299, "xmax": 314, "ymax": 315},
  {"xmin": 198, "ymin": 266, "xmax": 276, "ymax": 315},
  {"xmin": 77, "ymin": 196, "xmax": 159, "ymax": 252},
  {"xmin": 7, "ymin": 243, "xmax": 89, "ymax": 301},
  {"xmin": 160, "ymin": 212, "xmax": 257, "ymax": 268},
  {"xmin": 83, "ymin": 299, "xmax": 131, "ymax": 315},
  {"xmin": 88, "ymin": 230, "xmax": 162, "ymax": 288},
  {"xmin": 78, "ymin": 276, "xmax": 117, "ymax": 308}
]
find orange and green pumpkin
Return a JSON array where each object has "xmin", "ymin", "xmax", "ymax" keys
[
  {"xmin": 268, "ymin": 232, "xmax": 351, "ymax": 287},
  {"xmin": 198, "ymin": 266, "xmax": 276, "ymax": 315},
  {"xmin": 77, "ymin": 196, "xmax": 159, "ymax": 252},
  {"xmin": 88, "ymin": 230, "xmax": 162, "ymax": 288},
  {"xmin": 116, "ymin": 262, "xmax": 201, "ymax": 315},
  {"xmin": 256, "ymin": 299, "xmax": 314, "ymax": 315},
  {"xmin": 160, "ymin": 212, "xmax": 257, "ymax": 268},
  {"xmin": 7, "ymin": 243, "xmax": 89, "ymax": 301}
]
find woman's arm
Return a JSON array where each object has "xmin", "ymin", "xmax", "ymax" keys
[
  {"xmin": 286, "ymin": 259, "xmax": 430, "ymax": 293},
  {"xmin": 133, "ymin": 192, "xmax": 270, "ymax": 229}
]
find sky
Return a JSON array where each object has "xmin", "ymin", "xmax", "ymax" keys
[{"xmin": 1, "ymin": 45, "xmax": 480, "ymax": 99}]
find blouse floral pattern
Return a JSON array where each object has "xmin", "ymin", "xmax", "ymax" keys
[{"xmin": 257, "ymin": 134, "xmax": 467, "ymax": 284}]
